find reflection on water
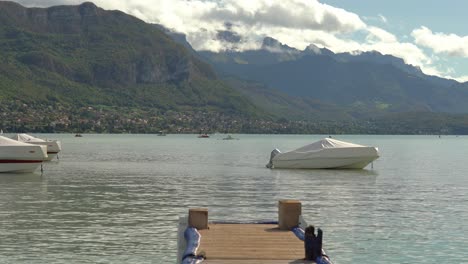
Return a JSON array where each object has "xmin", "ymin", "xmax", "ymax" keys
[
  {"xmin": 1, "ymin": 134, "xmax": 468, "ymax": 263},
  {"xmin": 0, "ymin": 172, "xmax": 44, "ymax": 182}
]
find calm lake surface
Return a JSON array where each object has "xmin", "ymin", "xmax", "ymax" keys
[{"xmin": 1, "ymin": 134, "xmax": 467, "ymax": 263}]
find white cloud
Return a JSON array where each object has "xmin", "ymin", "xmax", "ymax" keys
[
  {"xmin": 364, "ymin": 42, "xmax": 431, "ymax": 67},
  {"xmin": 81, "ymin": 0, "xmax": 367, "ymax": 54},
  {"xmin": 134, "ymin": 0, "xmax": 365, "ymax": 33},
  {"xmin": 366, "ymin": 26, "xmax": 397, "ymax": 43},
  {"xmin": 454, "ymin": 75, "xmax": 468, "ymax": 82},
  {"xmin": 362, "ymin": 14, "xmax": 388, "ymax": 24},
  {"xmin": 378, "ymin": 14, "xmax": 387, "ymax": 23},
  {"xmin": 198, "ymin": 0, "xmax": 366, "ymax": 32},
  {"xmin": 412, "ymin": 26, "xmax": 468, "ymax": 57}
]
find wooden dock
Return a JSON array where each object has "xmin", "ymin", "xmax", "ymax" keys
[
  {"xmin": 198, "ymin": 223, "xmax": 313, "ymax": 263},
  {"xmin": 179, "ymin": 200, "xmax": 318, "ymax": 263}
]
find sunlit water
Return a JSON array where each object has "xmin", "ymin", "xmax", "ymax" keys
[{"xmin": 1, "ymin": 134, "xmax": 467, "ymax": 263}]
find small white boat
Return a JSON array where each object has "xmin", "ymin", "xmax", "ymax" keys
[
  {"xmin": 11, "ymin": 134, "xmax": 62, "ymax": 161},
  {"xmin": 0, "ymin": 135, "xmax": 48, "ymax": 173},
  {"xmin": 266, "ymin": 138, "xmax": 379, "ymax": 169}
]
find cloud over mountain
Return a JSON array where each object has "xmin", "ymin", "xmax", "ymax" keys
[
  {"xmin": 412, "ymin": 26, "xmax": 468, "ymax": 57},
  {"xmin": 11, "ymin": 0, "xmax": 466, "ymax": 81}
]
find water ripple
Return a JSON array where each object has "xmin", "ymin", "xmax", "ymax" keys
[{"xmin": 1, "ymin": 134, "xmax": 468, "ymax": 263}]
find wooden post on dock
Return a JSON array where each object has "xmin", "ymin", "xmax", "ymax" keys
[
  {"xmin": 278, "ymin": 200, "xmax": 302, "ymax": 230},
  {"xmin": 188, "ymin": 208, "xmax": 208, "ymax": 230}
]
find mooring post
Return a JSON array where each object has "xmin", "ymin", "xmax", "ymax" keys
[
  {"xmin": 278, "ymin": 200, "xmax": 302, "ymax": 230},
  {"xmin": 304, "ymin": 225, "xmax": 323, "ymax": 260},
  {"xmin": 317, "ymin": 228, "xmax": 323, "ymax": 254},
  {"xmin": 188, "ymin": 208, "xmax": 208, "ymax": 230}
]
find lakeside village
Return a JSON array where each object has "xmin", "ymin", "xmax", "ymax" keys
[
  {"xmin": 0, "ymin": 100, "xmax": 367, "ymax": 134},
  {"xmin": 0, "ymin": 100, "xmax": 461, "ymax": 135}
]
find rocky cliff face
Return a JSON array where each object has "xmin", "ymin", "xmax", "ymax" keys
[
  {"xmin": 0, "ymin": 2, "xmax": 99, "ymax": 34},
  {"xmin": 0, "ymin": 1, "xmax": 205, "ymax": 86},
  {"xmin": 0, "ymin": 2, "xmax": 258, "ymax": 115}
]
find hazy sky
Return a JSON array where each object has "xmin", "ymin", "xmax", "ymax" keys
[{"xmin": 11, "ymin": 0, "xmax": 468, "ymax": 82}]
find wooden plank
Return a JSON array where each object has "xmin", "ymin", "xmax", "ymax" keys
[
  {"xmin": 197, "ymin": 223, "xmax": 305, "ymax": 261},
  {"xmin": 204, "ymin": 260, "xmax": 314, "ymax": 264}
]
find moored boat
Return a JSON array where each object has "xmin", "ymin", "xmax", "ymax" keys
[
  {"xmin": 0, "ymin": 135, "xmax": 48, "ymax": 173},
  {"xmin": 11, "ymin": 134, "xmax": 62, "ymax": 161},
  {"xmin": 267, "ymin": 138, "xmax": 379, "ymax": 169}
]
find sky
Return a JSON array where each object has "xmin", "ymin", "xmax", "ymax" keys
[{"xmin": 11, "ymin": 0, "xmax": 468, "ymax": 82}]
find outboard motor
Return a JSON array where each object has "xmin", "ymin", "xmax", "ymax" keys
[{"xmin": 266, "ymin": 148, "xmax": 281, "ymax": 168}]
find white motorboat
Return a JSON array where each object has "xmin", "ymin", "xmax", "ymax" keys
[
  {"xmin": 11, "ymin": 134, "xmax": 62, "ymax": 161},
  {"xmin": 0, "ymin": 135, "xmax": 48, "ymax": 173},
  {"xmin": 266, "ymin": 138, "xmax": 379, "ymax": 169}
]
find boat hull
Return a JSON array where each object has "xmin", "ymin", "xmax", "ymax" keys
[
  {"xmin": 0, "ymin": 160, "xmax": 43, "ymax": 173},
  {"xmin": 272, "ymin": 156, "xmax": 378, "ymax": 169},
  {"xmin": 272, "ymin": 147, "xmax": 379, "ymax": 169},
  {"xmin": 10, "ymin": 134, "xmax": 61, "ymax": 161},
  {"xmin": 0, "ymin": 137, "xmax": 48, "ymax": 173},
  {"xmin": 45, "ymin": 153, "xmax": 58, "ymax": 161},
  {"xmin": 27, "ymin": 141, "xmax": 61, "ymax": 161}
]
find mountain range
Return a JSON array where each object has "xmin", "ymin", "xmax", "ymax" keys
[
  {"xmin": 2, "ymin": 1, "xmax": 468, "ymax": 133},
  {"xmin": 0, "ymin": 1, "xmax": 258, "ymax": 116},
  {"xmin": 199, "ymin": 37, "xmax": 468, "ymax": 115}
]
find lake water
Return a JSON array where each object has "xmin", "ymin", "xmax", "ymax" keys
[{"xmin": 1, "ymin": 134, "xmax": 467, "ymax": 263}]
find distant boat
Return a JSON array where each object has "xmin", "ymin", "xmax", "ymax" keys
[
  {"xmin": 0, "ymin": 135, "xmax": 47, "ymax": 173},
  {"xmin": 266, "ymin": 138, "xmax": 379, "ymax": 169},
  {"xmin": 75, "ymin": 134, "xmax": 82, "ymax": 137},
  {"xmin": 157, "ymin": 131, "xmax": 167, "ymax": 136},
  {"xmin": 11, "ymin": 134, "xmax": 62, "ymax": 161},
  {"xmin": 198, "ymin": 134, "xmax": 209, "ymax": 138},
  {"xmin": 222, "ymin": 135, "xmax": 238, "ymax": 140}
]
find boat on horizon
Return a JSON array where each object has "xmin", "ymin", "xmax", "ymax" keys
[
  {"xmin": 0, "ymin": 135, "xmax": 48, "ymax": 173},
  {"xmin": 266, "ymin": 138, "xmax": 379, "ymax": 169},
  {"xmin": 11, "ymin": 134, "xmax": 62, "ymax": 161},
  {"xmin": 222, "ymin": 135, "xmax": 238, "ymax": 140},
  {"xmin": 198, "ymin": 134, "xmax": 210, "ymax": 138}
]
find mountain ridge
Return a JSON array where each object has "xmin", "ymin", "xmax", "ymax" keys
[
  {"xmin": 198, "ymin": 36, "xmax": 468, "ymax": 114},
  {"xmin": 0, "ymin": 1, "xmax": 259, "ymax": 116}
]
